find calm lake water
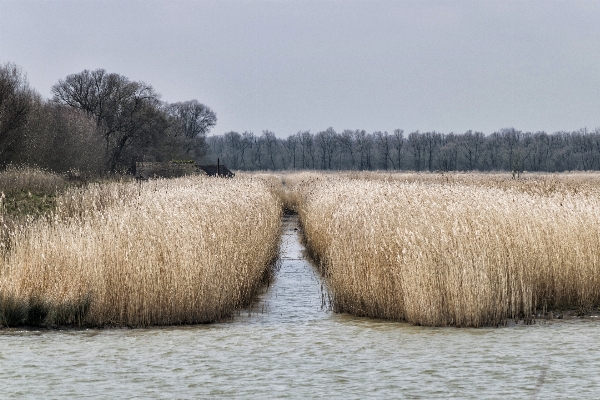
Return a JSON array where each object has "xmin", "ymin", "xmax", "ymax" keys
[{"xmin": 1, "ymin": 215, "xmax": 600, "ymax": 399}]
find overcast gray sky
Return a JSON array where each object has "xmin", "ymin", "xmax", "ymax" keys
[{"xmin": 1, "ymin": 1, "xmax": 599, "ymax": 137}]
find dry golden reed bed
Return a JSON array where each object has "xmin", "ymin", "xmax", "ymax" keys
[
  {"xmin": 290, "ymin": 172, "xmax": 600, "ymax": 327},
  {"xmin": 0, "ymin": 165, "xmax": 66, "ymax": 194},
  {"xmin": 0, "ymin": 176, "xmax": 281, "ymax": 327}
]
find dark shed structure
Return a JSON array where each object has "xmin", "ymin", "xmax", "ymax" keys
[{"xmin": 199, "ymin": 164, "xmax": 234, "ymax": 177}]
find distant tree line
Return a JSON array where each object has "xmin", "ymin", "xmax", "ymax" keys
[
  {"xmin": 207, "ymin": 127, "xmax": 600, "ymax": 172},
  {"xmin": 0, "ymin": 62, "xmax": 216, "ymax": 175},
  {"xmin": 3, "ymin": 62, "xmax": 600, "ymax": 175}
]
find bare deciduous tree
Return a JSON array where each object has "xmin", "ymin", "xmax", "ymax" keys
[
  {"xmin": 392, "ymin": 129, "xmax": 404, "ymax": 170},
  {"xmin": 0, "ymin": 63, "xmax": 33, "ymax": 166},
  {"xmin": 24, "ymin": 100, "xmax": 104, "ymax": 173},
  {"xmin": 52, "ymin": 69, "xmax": 166, "ymax": 171}
]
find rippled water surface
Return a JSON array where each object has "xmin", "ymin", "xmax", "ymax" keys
[{"xmin": 2, "ymin": 215, "xmax": 600, "ymax": 399}]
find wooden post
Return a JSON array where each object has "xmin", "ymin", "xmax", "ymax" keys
[{"xmin": 217, "ymin": 158, "xmax": 220, "ymax": 177}]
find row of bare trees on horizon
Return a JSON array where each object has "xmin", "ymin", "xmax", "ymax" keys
[{"xmin": 207, "ymin": 127, "xmax": 600, "ymax": 173}]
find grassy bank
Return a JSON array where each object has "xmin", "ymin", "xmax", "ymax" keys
[
  {"xmin": 0, "ymin": 165, "xmax": 68, "ymax": 218},
  {"xmin": 291, "ymin": 172, "xmax": 600, "ymax": 327},
  {"xmin": 0, "ymin": 166, "xmax": 69, "ymax": 256},
  {"xmin": 0, "ymin": 175, "xmax": 281, "ymax": 327}
]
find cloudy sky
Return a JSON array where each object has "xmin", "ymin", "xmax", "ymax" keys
[{"xmin": 1, "ymin": 1, "xmax": 599, "ymax": 137}]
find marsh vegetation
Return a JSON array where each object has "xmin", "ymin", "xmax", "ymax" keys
[
  {"xmin": 2, "ymin": 166, "xmax": 600, "ymax": 329},
  {"xmin": 0, "ymin": 169, "xmax": 281, "ymax": 327},
  {"xmin": 286, "ymin": 171, "xmax": 600, "ymax": 327}
]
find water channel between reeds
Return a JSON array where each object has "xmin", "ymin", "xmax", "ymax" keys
[{"xmin": 1, "ymin": 214, "xmax": 600, "ymax": 398}]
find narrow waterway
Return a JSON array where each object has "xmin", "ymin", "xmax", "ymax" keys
[{"xmin": 1, "ymin": 214, "xmax": 600, "ymax": 398}]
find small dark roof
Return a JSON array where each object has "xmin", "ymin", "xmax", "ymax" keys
[{"xmin": 199, "ymin": 164, "xmax": 234, "ymax": 177}]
